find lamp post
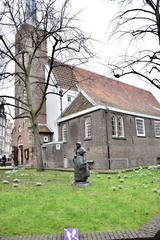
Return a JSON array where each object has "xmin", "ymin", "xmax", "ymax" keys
[
  {"xmin": 59, "ymin": 88, "xmax": 63, "ymax": 117},
  {"xmin": 0, "ymin": 97, "xmax": 6, "ymax": 157}
]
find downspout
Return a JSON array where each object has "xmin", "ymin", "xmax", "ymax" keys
[{"xmin": 105, "ymin": 108, "xmax": 111, "ymax": 170}]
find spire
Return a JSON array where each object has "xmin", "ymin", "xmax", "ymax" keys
[{"xmin": 25, "ymin": 0, "xmax": 37, "ymax": 25}]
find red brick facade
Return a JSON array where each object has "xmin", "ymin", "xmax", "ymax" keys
[
  {"xmin": 58, "ymin": 108, "xmax": 160, "ymax": 170},
  {"xmin": 12, "ymin": 24, "xmax": 52, "ymax": 166}
]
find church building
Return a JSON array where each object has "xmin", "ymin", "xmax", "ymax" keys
[
  {"xmin": 12, "ymin": 0, "xmax": 78, "ymax": 166},
  {"xmin": 12, "ymin": 0, "xmax": 160, "ymax": 170}
]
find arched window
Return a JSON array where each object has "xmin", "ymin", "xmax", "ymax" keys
[
  {"xmin": 23, "ymin": 89, "xmax": 27, "ymax": 103},
  {"xmin": 85, "ymin": 117, "xmax": 92, "ymax": 139},
  {"xmin": 62, "ymin": 124, "xmax": 67, "ymax": 142},
  {"xmin": 111, "ymin": 115, "xmax": 117, "ymax": 137},
  {"xmin": 111, "ymin": 115, "xmax": 124, "ymax": 138},
  {"xmin": 17, "ymin": 135, "xmax": 23, "ymax": 146},
  {"xmin": 117, "ymin": 116, "xmax": 124, "ymax": 137}
]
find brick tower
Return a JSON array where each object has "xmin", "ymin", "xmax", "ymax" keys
[{"xmin": 12, "ymin": 0, "xmax": 52, "ymax": 166}]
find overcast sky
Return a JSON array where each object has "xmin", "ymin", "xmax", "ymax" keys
[
  {"xmin": 70, "ymin": 0, "xmax": 160, "ymax": 102},
  {"xmin": 0, "ymin": 0, "xmax": 160, "ymax": 104}
]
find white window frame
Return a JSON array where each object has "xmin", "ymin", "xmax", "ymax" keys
[
  {"xmin": 135, "ymin": 118, "xmax": 145, "ymax": 137},
  {"xmin": 111, "ymin": 114, "xmax": 124, "ymax": 138},
  {"xmin": 85, "ymin": 117, "xmax": 92, "ymax": 139},
  {"xmin": 111, "ymin": 115, "xmax": 117, "ymax": 137},
  {"xmin": 117, "ymin": 116, "xmax": 125, "ymax": 138},
  {"xmin": 62, "ymin": 124, "xmax": 67, "ymax": 142},
  {"xmin": 67, "ymin": 95, "xmax": 72, "ymax": 102},
  {"xmin": 154, "ymin": 120, "xmax": 160, "ymax": 137},
  {"xmin": 43, "ymin": 136, "xmax": 49, "ymax": 143}
]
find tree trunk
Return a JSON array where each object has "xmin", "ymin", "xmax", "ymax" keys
[{"xmin": 32, "ymin": 117, "xmax": 44, "ymax": 171}]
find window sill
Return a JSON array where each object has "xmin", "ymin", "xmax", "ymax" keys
[
  {"xmin": 136, "ymin": 135, "xmax": 146, "ymax": 138},
  {"xmin": 112, "ymin": 137, "xmax": 126, "ymax": 140},
  {"xmin": 84, "ymin": 137, "xmax": 92, "ymax": 141}
]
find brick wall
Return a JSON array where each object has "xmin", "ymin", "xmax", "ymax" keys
[
  {"xmin": 13, "ymin": 24, "xmax": 48, "ymax": 166},
  {"xmin": 58, "ymin": 109, "xmax": 160, "ymax": 170},
  {"xmin": 42, "ymin": 142, "xmax": 64, "ymax": 168},
  {"xmin": 107, "ymin": 112, "xmax": 160, "ymax": 169},
  {"xmin": 59, "ymin": 109, "xmax": 109, "ymax": 169}
]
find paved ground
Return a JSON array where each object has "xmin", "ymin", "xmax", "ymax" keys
[{"xmin": 1, "ymin": 214, "xmax": 160, "ymax": 240}]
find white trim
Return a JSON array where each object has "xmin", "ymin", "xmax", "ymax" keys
[
  {"xmin": 77, "ymin": 87, "xmax": 97, "ymax": 106},
  {"xmin": 111, "ymin": 114, "xmax": 125, "ymax": 138},
  {"xmin": 58, "ymin": 104, "xmax": 160, "ymax": 124},
  {"xmin": 43, "ymin": 136, "xmax": 49, "ymax": 143},
  {"xmin": 57, "ymin": 105, "xmax": 106, "ymax": 123},
  {"xmin": 107, "ymin": 106, "xmax": 160, "ymax": 120},
  {"xmin": 135, "ymin": 118, "xmax": 145, "ymax": 137},
  {"xmin": 117, "ymin": 115, "xmax": 125, "ymax": 138},
  {"xmin": 42, "ymin": 141, "xmax": 63, "ymax": 147},
  {"xmin": 111, "ymin": 115, "xmax": 117, "ymax": 137},
  {"xmin": 44, "ymin": 64, "xmax": 57, "ymax": 85}
]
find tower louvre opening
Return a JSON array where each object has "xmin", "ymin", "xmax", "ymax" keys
[{"xmin": 25, "ymin": 0, "xmax": 37, "ymax": 25}]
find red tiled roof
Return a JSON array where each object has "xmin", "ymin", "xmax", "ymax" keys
[
  {"xmin": 62, "ymin": 92, "xmax": 93, "ymax": 117},
  {"xmin": 73, "ymin": 67, "xmax": 160, "ymax": 117},
  {"xmin": 39, "ymin": 125, "xmax": 52, "ymax": 133},
  {"xmin": 51, "ymin": 61, "xmax": 78, "ymax": 90}
]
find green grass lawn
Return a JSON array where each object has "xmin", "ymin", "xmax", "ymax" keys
[{"xmin": 0, "ymin": 167, "xmax": 160, "ymax": 236}]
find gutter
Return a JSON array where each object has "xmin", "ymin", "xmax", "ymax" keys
[
  {"xmin": 57, "ymin": 105, "xmax": 106, "ymax": 123},
  {"xmin": 107, "ymin": 106, "xmax": 160, "ymax": 120},
  {"xmin": 57, "ymin": 104, "xmax": 160, "ymax": 124}
]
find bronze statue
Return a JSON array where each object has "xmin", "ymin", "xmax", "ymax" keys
[{"xmin": 73, "ymin": 142, "xmax": 90, "ymax": 183}]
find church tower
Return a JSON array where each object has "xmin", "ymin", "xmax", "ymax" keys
[
  {"xmin": 25, "ymin": 0, "xmax": 37, "ymax": 25},
  {"xmin": 12, "ymin": 0, "xmax": 52, "ymax": 166}
]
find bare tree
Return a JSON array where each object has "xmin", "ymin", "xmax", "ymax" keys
[
  {"xmin": 0, "ymin": 0, "xmax": 92, "ymax": 170},
  {"xmin": 108, "ymin": 0, "xmax": 160, "ymax": 89}
]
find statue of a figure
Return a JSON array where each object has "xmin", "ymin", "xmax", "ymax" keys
[{"xmin": 73, "ymin": 142, "xmax": 90, "ymax": 183}]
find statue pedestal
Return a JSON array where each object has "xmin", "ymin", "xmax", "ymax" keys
[{"xmin": 73, "ymin": 182, "xmax": 90, "ymax": 187}]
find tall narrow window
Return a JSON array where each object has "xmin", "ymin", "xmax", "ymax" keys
[
  {"xmin": 111, "ymin": 115, "xmax": 117, "ymax": 137},
  {"xmin": 17, "ymin": 97, "xmax": 23, "ymax": 115},
  {"xmin": 85, "ymin": 117, "xmax": 92, "ymax": 139},
  {"xmin": 67, "ymin": 95, "xmax": 72, "ymax": 102},
  {"xmin": 19, "ymin": 99, "xmax": 22, "ymax": 114},
  {"xmin": 23, "ymin": 89, "xmax": 27, "ymax": 103},
  {"xmin": 111, "ymin": 115, "xmax": 124, "ymax": 138},
  {"xmin": 117, "ymin": 116, "xmax": 124, "ymax": 137},
  {"xmin": 154, "ymin": 121, "xmax": 160, "ymax": 137},
  {"xmin": 135, "ymin": 118, "xmax": 145, "ymax": 136},
  {"xmin": 62, "ymin": 124, "xmax": 67, "ymax": 142}
]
